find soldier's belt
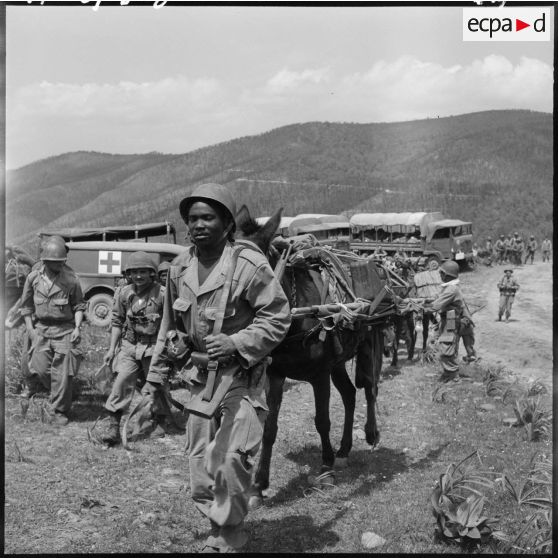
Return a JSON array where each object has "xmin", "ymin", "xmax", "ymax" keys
[
  {"xmin": 186, "ymin": 351, "xmax": 237, "ymax": 419},
  {"xmin": 137, "ymin": 334, "xmax": 158, "ymax": 344}
]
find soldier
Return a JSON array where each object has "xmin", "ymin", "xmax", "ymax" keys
[
  {"xmin": 485, "ymin": 237, "xmax": 494, "ymax": 265},
  {"xmin": 497, "ymin": 269, "xmax": 519, "ymax": 322},
  {"xmin": 524, "ymin": 235, "xmax": 537, "ymax": 264},
  {"xmin": 425, "ymin": 260, "xmax": 473, "ymax": 382},
  {"xmin": 101, "ymin": 251, "xmax": 171, "ymax": 445},
  {"xmin": 541, "ymin": 237, "xmax": 552, "ymax": 262},
  {"xmin": 143, "ymin": 183, "xmax": 291, "ymax": 553},
  {"xmin": 503, "ymin": 235, "xmax": 511, "ymax": 264},
  {"xmin": 19, "ymin": 237, "xmax": 85, "ymax": 425},
  {"xmin": 514, "ymin": 234, "xmax": 524, "ymax": 266},
  {"xmin": 494, "ymin": 235, "xmax": 505, "ymax": 265},
  {"xmin": 157, "ymin": 260, "xmax": 171, "ymax": 287}
]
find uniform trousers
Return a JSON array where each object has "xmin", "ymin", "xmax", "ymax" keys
[
  {"xmin": 499, "ymin": 294, "xmax": 515, "ymax": 320},
  {"xmin": 187, "ymin": 375, "xmax": 263, "ymax": 528},
  {"xmin": 28, "ymin": 332, "xmax": 81, "ymax": 414}
]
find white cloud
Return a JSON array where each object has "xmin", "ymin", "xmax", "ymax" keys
[
  {"xmin": 266, "ymin": 67, "xmax": 331, "ymax": 94},
  {"xmin": 7, "ymin": 55, "xmax": 552, "ymax": 168}
]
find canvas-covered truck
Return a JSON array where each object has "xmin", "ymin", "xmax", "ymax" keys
[
  {"xmin": 287, "ymin": 214, "xmax": 351, "ymax": 250},
  {"xmin": 37, "ymin": 223, "xmax": 185, "ymax": 327},
  {"xmin": 349, "ymin": 212, "xmax": 474, "ymax": 267}
]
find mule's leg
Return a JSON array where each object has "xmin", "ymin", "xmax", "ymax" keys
[
  {"xmin": 249, "ymin": 373, "xmax": 285, "ymax": 509},
  {"xmin": 356, "ymin": 328, "xmax": 382, "ymax": 447},
  {"xmin": 310, "ymin": 374, "xmax": 336, "ymax": 474},
  {"xmin": 391, "ymin": 318, "xmax": 400, "ymax": 367},
  {"xmin": 331, "ymin": 362, "xmax": 356, "ymax": 463},
  {"xmin": 406, "ymin": 314, "xmax": 416, "ymax": 360},
  {"xmin": 422, "ymin": 314, "xmax": 429, "ymax": 351}
]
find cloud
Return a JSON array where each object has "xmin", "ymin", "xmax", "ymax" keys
[
  {"xmin": 7, "ymin": 55, "xmax": 552, "ymax": 168},
  {"xmin": 265, "ymin": 67, "xmax": 331, "ymax": 95}
]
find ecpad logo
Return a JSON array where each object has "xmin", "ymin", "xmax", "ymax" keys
[{"xmin": 463, "ymin": 8, "xmax": 550, "ymax": 41}]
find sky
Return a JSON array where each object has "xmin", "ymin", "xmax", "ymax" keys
[{"xmin": 5, "ymin": 3, "xmax": 554, "ymax": 169}]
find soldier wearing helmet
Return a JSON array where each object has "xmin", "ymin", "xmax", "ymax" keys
[
  {"xmin": 497, "ymin": 269, "xmax": 519, "ymax": 322},
  {"xmin": 424, "ymin": 260, "xmax": 474, "ymax": 381},
  {"xmin": 494, "ymin": 234, "xmax": 506, "ymax": 265},
  {"xmin": 144, "ymin": 183, "xmax": 290, "ymax": 552},
  {"xmin": 541, "ymin": 236, "xmax": 552, "ymax": 262},
  {"xmin": 524, "ymin": 235, "xmax": 537, "ymax": 265},
  {"xmin": 18, "ymin": 237, "xmax": 86, "ymax": 425},
  {"xmin": 100, "ymin": 251, "xmax": 175, "ymax": 445},
  {"xmin": 157, "ymin": 260, "xmax": 171, "ymax": 287}
]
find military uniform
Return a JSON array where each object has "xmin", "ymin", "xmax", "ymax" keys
[
  {"xmin": 497, "ymin": 272, "xmax": 519, "ymax": 321},
  {"xmin": 429, "ymin": 276, "xmax": 472, "ymax": 380},
  {"xmin": 494, "ymin": 237, "xmax": 505, "ymax": 265},
  {"xmin": 524, "ymin": 237, "xmax": 537, "ymax": 264},
  {"xmin": 105, "ymin": 281, "xmax": 165, "ymax": 415},
  {"xmin": 19, "ymin": 263, "xmax": 85, "ymax": 417},
  {"xmin": 148, "ymin": 240, "xmax": 290, "ymax": 541},
  {"xmin": 541, "ymin": 238, "xmax": 552, "ymax": 262}
]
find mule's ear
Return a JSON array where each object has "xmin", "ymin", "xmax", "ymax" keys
[
  {"xmin": 260, "ymin": 207, "xmax": 283, "ymax": 244},
  {"xmin": 235, "ymin": 205, "xmax": 252, "ymax": 231}
]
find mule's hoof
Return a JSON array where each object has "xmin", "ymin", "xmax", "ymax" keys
[
  {"xmin": 248, "ymin": 494, "xmax": 264, "ymax": 511},
  {"xmin": 334, "ymin": 457, "xmax": 349, "ymax": 469}
]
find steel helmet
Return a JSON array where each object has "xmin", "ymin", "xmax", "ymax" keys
[
  {"xmin": 40, "ymin": 238, "xmax": 68, "ymax": 261},
  {"xmin": 157, "ymin": 261, "xmax": 171, "ymax": 273},
  {"xmin": 179, "ymin": 183, "xmax": 237, "ymax": 225},
  {"xmin": 440, "ymin": 260, "xmax": 459, "ymax": 279},
  {"xmin": 125, "ymin": 251, "xmax": 157, "ymax": 272}
]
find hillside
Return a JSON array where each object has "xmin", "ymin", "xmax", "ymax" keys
[{"xmin": 6, "ymin": 110, "xmax": 552, "ymax": 249}]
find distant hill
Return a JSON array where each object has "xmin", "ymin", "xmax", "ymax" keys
[{"xmin": 7, "ymin": 109, "xmax": 552, "ymax": 250}]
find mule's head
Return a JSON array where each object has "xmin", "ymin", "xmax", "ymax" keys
[{"xmin": 235, "ymin": 205, "xmax": 283, "ymax": 255}]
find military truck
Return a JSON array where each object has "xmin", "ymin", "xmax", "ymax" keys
[
  {"xmin": 349, "ymin": 212, "xmax": 474, "ymax": 266},
  {"xmin": 38, "ymin": 223, "xmax": 185, "ymax": 327}
]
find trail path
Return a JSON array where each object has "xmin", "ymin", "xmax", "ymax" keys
[{"xmin": 459, "ymin": 260, "xmax": 553, "ymax": 384}]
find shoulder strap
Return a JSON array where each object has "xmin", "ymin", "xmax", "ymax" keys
[{"xmin": 212, "ymin": 245, "xmax": 246, "ymax": 336}]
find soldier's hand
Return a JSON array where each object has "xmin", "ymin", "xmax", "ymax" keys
[
  {"xmin": 70, "ymin": 327, "xmax": 81, "ymax": 344},
  {"xmin": 27, "ymin": 328, "xmax": 38, "ymax": 346},
  {"xmin": 204, "ymin": 333, "xmax": 237, "ymax": 358},
  {"xmin": 103, "ymin": 349, "xmax": 115, "ymax": 365}
]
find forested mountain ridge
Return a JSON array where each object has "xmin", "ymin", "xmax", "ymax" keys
[{"xmin": 7, "ymin": 109, "xmax": 552, "ymax": 249}]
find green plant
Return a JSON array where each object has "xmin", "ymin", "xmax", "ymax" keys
[
  {"xmin": 513, "ymin": 396, "xmax": 551, "ymax": 441},
  {"xmin": 497, "ymin": 453, "xmax": 552, "ymax": 554},
  {"xmin": 431, "ymin": 451, "xmax": 503, "ymax": 547},
  {"xmin": 526, "ymin": 379, "xmax": 548, "ymax": 396}
]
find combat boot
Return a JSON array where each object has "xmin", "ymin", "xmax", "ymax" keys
[{"xmin": 101, "ymin": 411, "xmax": 122, "ymax": 445}]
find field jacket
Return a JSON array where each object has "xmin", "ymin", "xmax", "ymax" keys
[
  {"xmin": 20, "ymin": 263, "xmax": 86, "ymax": 338},
  {"xmin": 112, "ymin": 282, "xmax": 165, "ymax": 354},
  {"xmin": 430, "ymin": 279, "xmax": 471, "ymax": 341},
  {"xmin": 147, "ymin": 241, "xmax": 291, "ymax": 384},
  {"xmin": 498, "ymin": 276, "xmax": 519, "ymax": 295}
]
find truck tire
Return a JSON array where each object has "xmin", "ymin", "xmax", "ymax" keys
[
  {"xmin": 426, "ymin": 255, "xmax": 441, "ymax": 269},
  {"xmin": 87, "ymin": 293, "xmax": 114, "ymax": 328}
]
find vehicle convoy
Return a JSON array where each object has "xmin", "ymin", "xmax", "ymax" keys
[
  {"xmin": 38, "ymin": 223, "xmax": 185, "ymax": 327},
  {"xmin": 349, "ymin": 212, "xmax": 474, "ymax": 266}
]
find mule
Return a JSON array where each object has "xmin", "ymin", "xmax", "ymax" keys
[{"xmin": 234, "ymin": 206, "xmax": 385, "ymax": 507}]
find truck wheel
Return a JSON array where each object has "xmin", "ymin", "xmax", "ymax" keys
[
  {"xmin": 87, "ymin": 293, "xmax": 113, "ymax": 328},
  {"xmin": 426, "ymin": 255, "xmax": 441, "ymax": 270}
]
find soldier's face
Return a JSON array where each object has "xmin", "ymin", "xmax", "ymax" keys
[
  {"xmin": 44, "ymin": 260, "xmax": 65, "ymax": 274},
  {"xmin": 129, "ymin": 268, "xmax": 152, "ymax": 288},
  {"xmin": 187, "ymin": 202, "xmax": 228, "ymax": 248}
]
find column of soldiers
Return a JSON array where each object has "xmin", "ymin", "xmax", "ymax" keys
[{"xmin": 490, "ymin": 232, "xmax": 551, "ymax": 265}]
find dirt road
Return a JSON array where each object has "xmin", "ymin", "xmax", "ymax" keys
[{"xmin": 459, "ymin": 259, "xmax": 553, "ymax": 384}]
